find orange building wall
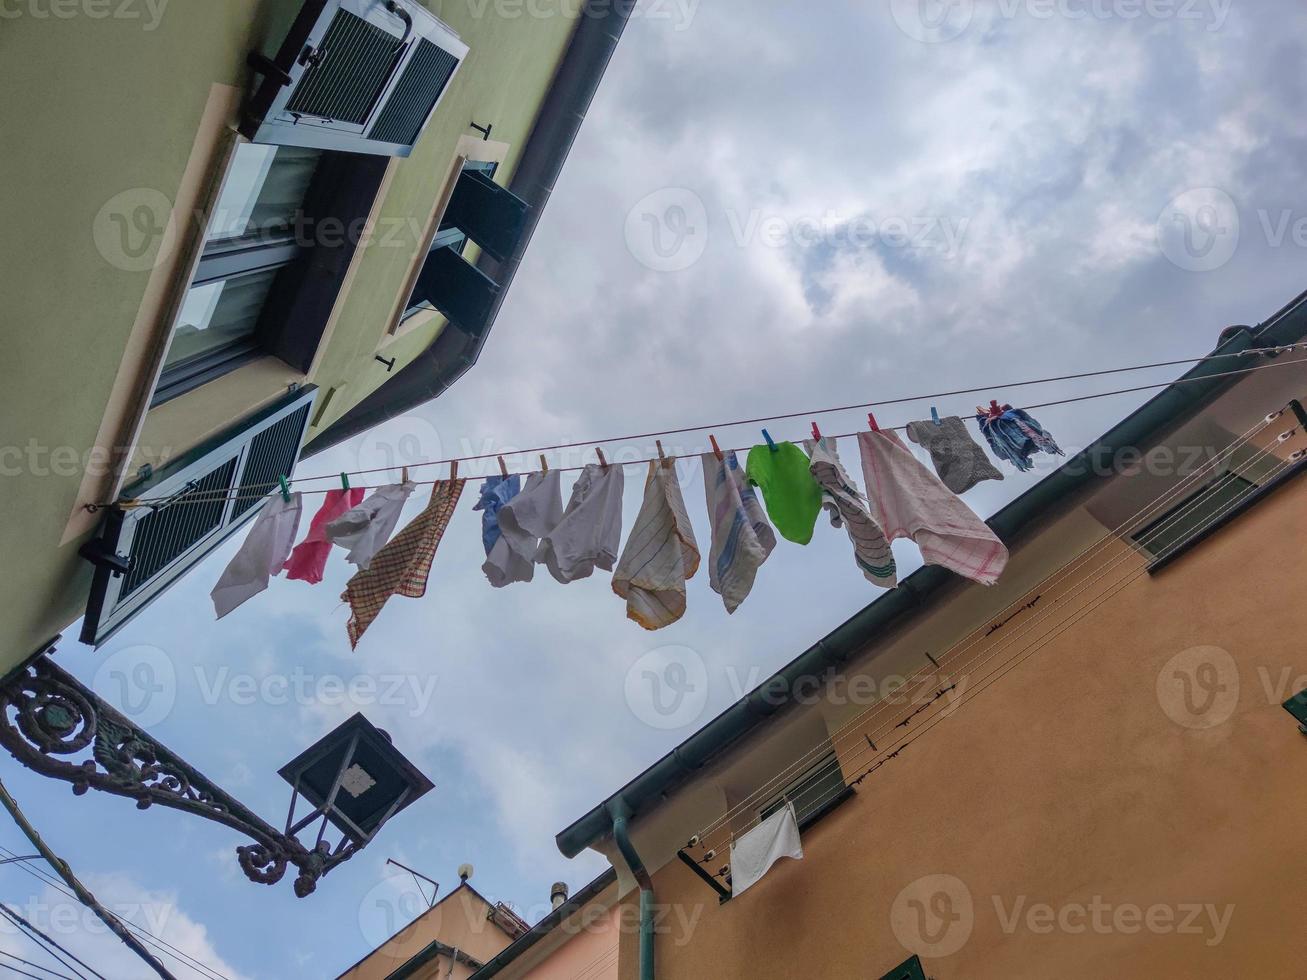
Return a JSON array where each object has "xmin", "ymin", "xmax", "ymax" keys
[
  {"xmin": 518, "ymin": 905, "xmax": 620, "ymax": 980},
  {"xmin": 618, "ymin": 480, "xmax": 1307, "ymax": 979}
]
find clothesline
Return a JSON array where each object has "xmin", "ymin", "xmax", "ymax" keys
[{"xmin": 105, "ymin": 352, "xmax": 1307, "ymax": 510}]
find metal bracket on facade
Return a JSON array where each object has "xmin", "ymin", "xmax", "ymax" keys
[
  {"xmin": 676, "ymin": 849, "xmax": 732, "ymax": 904},
  {"xmin": 0, "ymin": 655, "xmax": 359, "ymax": 897}
]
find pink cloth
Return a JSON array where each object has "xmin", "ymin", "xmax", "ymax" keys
[
  {"xmin": 284, "ymin": 488, "xmax": 365, "ymax": 584},
  {"xmin": 857, "ymin": 430, "xmax": 1008, "ymax": 586}
]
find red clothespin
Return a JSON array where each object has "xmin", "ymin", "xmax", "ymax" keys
[
  {"xmin": 988, "ymin": 400, "xmax": 1002, "ymax": 418},
  {"xmin": 811, "ymin": 422, "xmax": 822, "ymax": 442},
  {"xmin": 709, "ymin": 435, "xmax": 724, "ymax": 462},
  {"xmin": 867, "ymin": 413, "xmax": 880, "ymax": 432},
  {"xmin": 497, "ymin": 455, "xmax": 508, "ymax": 478}
]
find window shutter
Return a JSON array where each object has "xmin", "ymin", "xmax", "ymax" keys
[
  {"xmin": 410, "ymin": 246, "xmax": 501, "ymax": 338},
  {"xmin": 441, "ymin": 169, "xmax": 530, "ymax": 264},
  {"xmin": 242, "ymin": 0, "xmax": 467, "ymax": 158},
  {"xmin": 80, "ymin": 387, "xmax": 317, "ymax": 647},
  {"xmin": 1283, "ymin": 689, "xmax": 1307, "ymax": 729}
]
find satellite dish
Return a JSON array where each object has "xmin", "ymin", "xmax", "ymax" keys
[{"xmin": 458, "ymin": 863, "xmax": 474, "ymax": 882}]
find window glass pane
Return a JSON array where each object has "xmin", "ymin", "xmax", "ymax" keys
[
  {"xmin": 206, "ymin": 144, "xmax": 322, "ymax": 245},
  {"xmin": 163, "ymin": 271, "xmax": 278, "ymax": 370},
  {"xmin": 1130, "ymin": 474, "xmax": 1257, "ymax": 559}
]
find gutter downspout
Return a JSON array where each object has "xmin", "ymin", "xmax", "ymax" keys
[{"xmin": 608, "ymin": 799, "xmax": 654, "ymax": 980}]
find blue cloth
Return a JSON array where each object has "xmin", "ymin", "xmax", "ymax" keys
[
  {"xmin": 977, "ymin": 407, "xmax": 1063, "ymax": 472},
  {"xmin": 474, "ymin": 475, "xmax": 521, "ymax": 555}
]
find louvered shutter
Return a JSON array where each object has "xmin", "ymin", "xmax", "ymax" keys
[
  {"xmin": 441, "ymin": 169, "xmax": 530, "ymax": 264},
  {"xmin": 242, "ymin": 0, "xmax": 467, "ymax": 158},
  {"xmin": 409, "ymin": 246, "xmax": 501, "ymax": 338},
  {"xmin": 80, "ymin": 387, "xmax": 317, "ymax": 647}
]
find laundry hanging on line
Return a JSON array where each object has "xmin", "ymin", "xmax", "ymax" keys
[
  {"xmin": 284, "ymin": 487, "xmax": 365, "ymax": 584},
  {"xmin": 702, "ymin": 450, "xmax": 776, "ymax": 614},
  {"xmin": 535, "ymin": 462, "xmax": 625, "ymax": 584},
  {"xmin": 745, "ymin": 440, "xmax": 824, "ymax": 545},
  {"xmin": 342, "ymin": 479, "xmax": 464, "ymax": 649},
  {"xmin": 211, "ymin": 492, "xmax": 303, "ymax": 619},
  {"xmin": 612, "ymin": 459, "xmax": 701, "ymax": 630},
  {"xmin": 324, "ymin": 481, "xmax": 417, "ymax": 570},
  {"xmin": 906, "ymin": 415, "xmax": 1005, "ymax": 494},
  {"xmin": 730, "ymin": 801, "xmax": 804, "ymax": 897},
  {"xmin": 977, "ymin": 405, "xmax": 1064, "ymax": 472},
  {"xmin": 806, "ymin": 437, "xmax": 896, "ymax": 588},
  {"xmin": 485, "ymin": 469, "xmax": 563, "ymax": 587}
]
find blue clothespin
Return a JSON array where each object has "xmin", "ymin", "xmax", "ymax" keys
[
  {"xmin": 762, "ymin": 429, "xmax": 778, "ymax": 452},
  {"xmin": 931, "ymin": 407, "xmax": 941, "ymax": 426},
  {"xmin": 278, "ymin": 476, "xmax": 291, "ymax": 503}
]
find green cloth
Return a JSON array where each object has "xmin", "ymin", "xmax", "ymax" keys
[{"xmin": 746, "ymin": 442, "xmax": 823, "ymax": 545}]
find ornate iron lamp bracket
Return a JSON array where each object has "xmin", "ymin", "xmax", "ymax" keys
[{"xmin": 0, "ymin": 655, "xmax": 357, "ymax": 897}]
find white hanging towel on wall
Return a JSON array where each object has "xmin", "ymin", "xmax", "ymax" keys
[
  {"xmin": 323, "ymin": 481, "xmax": 417, "ymax": 570},
  {"xmin": 211, "ymin": 493, "xmax": 302, "ymax": 619},
  {"xmin": 729, "ymin": 802, "xmax": 804, "ymax": 897}
]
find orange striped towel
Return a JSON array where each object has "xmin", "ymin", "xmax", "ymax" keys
[{"xmin": 342, "ymin": 480, "xmax": 465, "ymax": 648}]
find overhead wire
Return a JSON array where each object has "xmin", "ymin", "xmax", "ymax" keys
[
  {"xmin": 0, "ymin": 950, "xmax": 76, "ymax": 980},
  {"xmin": 96, "ymin": 348, "xmax": 1307, "ymax": 509},
  {"xmin": 687, "ymin": 408, "xmax": 1301, "ymax": 851},
  {"xmin": 0, "ymin": 905, "xmax": 94, "ymax": 980},
  {"xmin": 0, "ymin": 848, "xmax": 225, "ymax": 980}
]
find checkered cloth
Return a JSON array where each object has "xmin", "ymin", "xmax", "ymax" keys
[{"xmin": 342, "ymin": 480, "xmax": 465, "ymax": 648}]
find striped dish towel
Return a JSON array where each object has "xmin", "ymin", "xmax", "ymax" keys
[
  {"xmin": 613, "ymin": 460, "xmax": 701, "ymax": 630},
  {"xmin": 702, "ymin": 451, "xmax": 776, "ymax": 613},
  {"xmin": 342, "ymin": 479, "xmax": 465, "ymax": 648},
  {"xmin": 806, "ymin": 438, "xmax": 896, "ymax": 588},
  {"xmin": 857, "ymin": 430, "xmax": 1008, "ymax": 586}
]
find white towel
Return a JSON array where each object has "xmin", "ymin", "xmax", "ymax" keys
[
  {"xmin": 806, "ymin": 438, "xmax": 896, "ymax": 588},
  {"xmin": 323, "ymin": 481, "xmax": 416, "ymax": 570},
  {"xmin": 485, "ymin": 470, "xmax": 564, "ymax": 587},
  {"xmin": 613, "ymin": 461, "xmax": 701, "ymax": 630},
  {"xmin": 211, "ymin": 493, "xmax": 302, "ymax": 619},
  {"xmin": 730, "ymin": 802, "xmax": 804, "ymax": 897},
  {"xmin": 702, "ymin": 451, "xmax": 776, "ymax": 613},
  {"xmin": 536, "ymin": 464, "xmax": 625, "ymax": 583},
  {"xmin": 857, "ymin": 430, "xmax": 1008, "ymax": 586}
]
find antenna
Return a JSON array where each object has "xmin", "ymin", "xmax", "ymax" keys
[{"xmin": 386, "ymin": 858, "xmax": 440, "ymax": 908}]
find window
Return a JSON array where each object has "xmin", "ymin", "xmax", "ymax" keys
[
  {"xmin": 1130, "ymin": 472, "xmax": 1257, "ymax": 561},
  {"xmin": 1283, "ymin": 689, "xmax": 1307, "ymax": 731},
  {"xmin": 758, "ymin": 751, "xmax": 849, "ymax": 828},
  {"xmin": 404, "ymin": 159, "xmax": 498, "ymax": 319},
  {"xmin": 878, "ymin": 955, "xmax": 928, "ymax": 980},
  {"xmin": 155, "ymin": 144, "xmax": 322, "ymax": 404}
]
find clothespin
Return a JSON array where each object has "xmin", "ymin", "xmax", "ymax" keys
[
  {"xmin": 988, "ymin": 399, "xmax": 1002, "ymax": 418},
  {"xmin": 497, "ymin": 455, "xmax": 508, "ymax": 478},
  {"xmin": 810, "ymin": 422, "xmax": 822, "ymax": 442},
  {"xmin": 340, "ymin": 472, "xmax": 350, "ymax": 490},
  {"xmin": 450, "ymin": 459, "xmax": 459, "ymax": 481},
  {"xmin": 539, "ymin": 454, "xmax": 549, "ymax": 474},
  {"xmin": 931, "ymin": 407, "xmax": 941, "ymax": 426},
  {"xmin": 709, "ymin": 434, "xmax": 724, "ymax": 462},
  {"xmin": 401, "ymin": 465, "xmax": 410, "ymax": 483},
  {"xmin": 867, "ymin": 413, "xmax": 880, "ymax": 432},
  {"xmin": 596, "ymin": 447, "xmax": 608, "ymax": 469},
  {"xmin": 762, "ymin": 429, "xmax": 778, "ymax": 452},
  {"xmin": 278, "ymin": 476, "xmax": 291, "ymax": 503},
  {"xmin": 656, "ymin": 440, "xmax": 667, "ymax": 466}
]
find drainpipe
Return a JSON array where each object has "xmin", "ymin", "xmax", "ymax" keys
[{"xmin": 607, "ymin": 799, "xmax": 654, "ymax": 980}]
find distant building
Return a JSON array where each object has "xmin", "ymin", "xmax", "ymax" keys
[
  {"xmin": 341, "ymin": 868, "xmax": 619, "ymax": 980},
  {"xmin": 2, "ymin": 0, "xmax": 628, "ymax": 665},
  {"xmin": 549, "ymin": 303, "xmax": 1307, "ymax": 978}
]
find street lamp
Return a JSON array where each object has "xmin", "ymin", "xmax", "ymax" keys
[{"xmin": 0, "ymin": 645, "xmax": 433, "ymax": 897}]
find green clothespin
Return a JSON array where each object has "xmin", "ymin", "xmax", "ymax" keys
[
  {"xmin": 340, "ymin": 472, "xmax": 350, "ymax": 491},
  {"xmin": 278, "ymin": 476, "xmax": 291, "ymax": 503}
]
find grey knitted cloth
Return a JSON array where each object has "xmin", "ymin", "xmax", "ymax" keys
[{"xmin": 906, "ymin": 416, "xmax": 1004, "ymax": 494}]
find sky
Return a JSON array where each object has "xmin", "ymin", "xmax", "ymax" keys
[{"xmin": 6, "ymin": 1, "xmax": 1307, "ymax": 977}]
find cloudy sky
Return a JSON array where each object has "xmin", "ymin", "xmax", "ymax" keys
[{"xmin": 8, "ymin": 2, "xmax": 1307, "ymax": 976}]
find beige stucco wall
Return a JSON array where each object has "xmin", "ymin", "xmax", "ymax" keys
[
  {"xmin": 612, "ymin": 452, "xmax": 1307, "ymax": 978},
  {"xmin": 0, "ymin": 0, "xmax": 580, "ymax": 667},
  {"xmin": 340, "ymin": 884, "xmax": 516, "ymax": 980}
]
